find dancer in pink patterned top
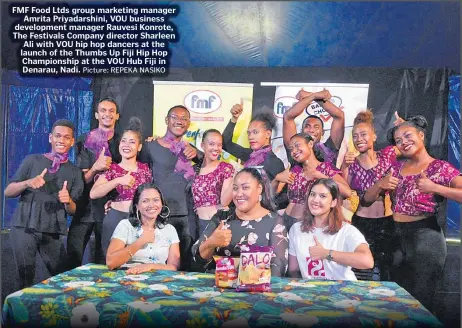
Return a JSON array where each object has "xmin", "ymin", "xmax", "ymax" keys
[
  {"xmin": 191, "ymin": 129, "xmax": 235, "ymax": 238},
  {"xmin": 284, "ymin": 133, "xmax": 351, "ymax": 231},
  {"xmin": 364, "ymin": 115, "xmax": 462, "ymax": 312},
  {"xmin": 341, "ymin": 110, "xmax": 401, "ymax": 281},
  {"xmin": 90, "ymin": 117, "xmax": 152, "ymax": 257}
]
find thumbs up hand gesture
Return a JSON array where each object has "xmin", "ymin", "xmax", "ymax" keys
[
  {"xmin": 27, "ymin": 168, "xmax": 47, "ymax": 189},
  {"xmin": 309, "ymin": 236, "xmax": 328, "ymax": 261},
  {"xmin": 58, "ymin": 181, "xmax": 71, "ymax": 204},
  {"xmin": 416, "ymin": 170, "xmax": 435, "ymax": 194},
  {"xmin": 378, "ymin": 168, "xmax": 399, "ymax": 191},
  {"xmin": 118, "ymin": 171, "xmax": 135, "ymax": 188},
  {"xmin": 92, "ymin": 147, "xmax": 112, "ymax": 172},
  {"xmin": 275, "ymin": 166, "xmax": 295, "ymax": 184},
  {"xmin": 393, "ymin": 111, "xmax": 405, "ymax": 126},
  {"xmin": 183, "ymin": 142, "xmax": 197, "ymax": 160},
  {"xmin": 343, "ymin": 145, "xmax": 357, "ymax": 168},
  {"xmin": 209, "ymin": 221, "xmax": 232, "ymax": 248}
]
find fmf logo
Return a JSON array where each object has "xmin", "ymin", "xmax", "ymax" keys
[
  {"xmin": 305, "ymin": 96, "xmax": 343, "ymax": 122},
  {"xmin": 184, "ymin": 90, "xmax": 221, "ymax": 114},
  {"xmin": 274, "ymin": 96, "xmax": 298, "ymax": 118}
]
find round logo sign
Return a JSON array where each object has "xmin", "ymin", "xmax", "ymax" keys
[{"xmin": 184, "ymin": 90, "xmax": 222, "ymax": 114}]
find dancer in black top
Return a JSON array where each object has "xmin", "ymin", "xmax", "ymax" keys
[
  {"xmin": 141, "ymin": 105, "xmax": 200, "ymax": 271},
  {"xmin": 66, "ymin": 98, "xmax": 121, "ymax": 268},
  {"xmin": 4, "ymin": 119, "xmax": 84, "ymax": 288},
  {"xmin": 222, "ymin": 104, "xmax": 286, "ymax": 189}
]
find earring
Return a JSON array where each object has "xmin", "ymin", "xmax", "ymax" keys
[
  {"xmin": 259, "ymin": 195, "xmax": 262, "ymax": 202},
  {"xmin": 159, "ymin": 205, "xmax": 170, "ymax": 219},
  {"xmin": 136, "ymin": 210, "xmax": 141, "ymax": 222}
]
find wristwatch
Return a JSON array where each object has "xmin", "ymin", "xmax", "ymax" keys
[{"xmin": 326, "ymin": 249, "xmax": 333, "ymax": 261}]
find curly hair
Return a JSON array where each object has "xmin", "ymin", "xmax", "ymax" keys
[
  {"xmin": 251, "ymin": 112, "xmax": 276, "ymax": 131},
  {"xmin": 123, "ymin": 116, "xmax": 143, "ymax": 143},
  {"xmin": 386, "ymin": 115, "xmax": 428, "ymax": 145},
  {"xmin": 353, "ymin": 110, "xmax": 375, "ymax": 132}
]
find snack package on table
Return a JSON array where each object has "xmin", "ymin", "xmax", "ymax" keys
[
  {"xmin": 213, "ymin": 256, "xmax": 240, "ymax": 288},
  {"xmin": 236, "ymin": 244, "xmax": 274, "ymax": 292}
]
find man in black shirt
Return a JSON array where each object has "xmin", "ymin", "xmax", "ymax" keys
[
  {"xmin": 4, "ymin": 120, "xmax": 84, "ymax": 288},
  {"xmin": 65, "ymin": 98, "xmax": 121, "ymax": 269},
  {"xmin": 141, "ymin": 105, "xmax": 200, "ymax": 271}
]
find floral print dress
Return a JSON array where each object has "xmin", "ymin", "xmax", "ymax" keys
[{"xmin": 191, "ymin": 209, "xmax": 289, "ymax": 277}]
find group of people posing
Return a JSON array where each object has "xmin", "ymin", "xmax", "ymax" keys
[{"xmin": 5, "ymin": 89, "xmax": 461, "ymax": 314}]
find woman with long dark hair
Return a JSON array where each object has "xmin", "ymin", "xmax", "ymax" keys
[
  {"xmin": 284, "ymin": 133, "xmax": 351, "ymax": 231},
  {"xmin": 106, "ymin": 183, "xmax": 180, "ymax": 274},
  {"xmin": 341, "ymin": 110, "xmax": 400, "ymax": 281},
  {"xmin": 90, "ymin": 117, "xmax": 152, "ymax": 256},
  {"xmin": 191, "ymin": 167, "xmax": 289, "ymax": 276},
  {"xmin": 364, "ymin": 115, "xmax": 462, "ymax": 312},
  {"xmin": 288, "ymin": 179, "xmax": 373, "ymax": 280},
  {"xmin": 190, "ymin": 129, "xmax": 235, "ymax": 238}
]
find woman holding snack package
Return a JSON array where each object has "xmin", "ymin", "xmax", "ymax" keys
[
  {"xmin": 191, "ymin": 167, "xmax": 289, "ymax": 277},
  {"xmin": 288, "ymin": 178, "xmax": 373, "ymax": 280}
]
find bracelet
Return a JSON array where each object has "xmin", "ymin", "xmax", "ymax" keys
[{"xmin": 127, "ymin": 246, "xmax": 134, "ymax": 258}]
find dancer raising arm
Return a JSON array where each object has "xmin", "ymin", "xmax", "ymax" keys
[
  {"xmin": 283, "ymin": 89, "xmax": 345, "ymax": 164},
  {"xmin": 222, "ymin": 104, "xmax": 287, "ymax": 192}
]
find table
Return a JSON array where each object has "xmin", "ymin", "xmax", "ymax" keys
[{"xmin": 2, "ymin": 263, "xmax": 442, "ymax": 327}]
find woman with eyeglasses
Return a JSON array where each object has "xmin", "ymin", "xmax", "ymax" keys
[
  {"xmin": 364, "ymin": 115, "xmax": 462, "ymax": 312},
  {"xmin": 192, "ymin": 167, "xmax": 289, "ymax": 277},
  {"xmin": 90, "ymin": 117, "xmax": 152, "ymax": 257},
  {"xmin": 106, "ymin": 183, "xmax": 180, "ymax": 274},
  {"xmin": 222, "ymin": 104, "xmax": 289, "ymax": 194},
  {"xmin": 189, "ymin": 129, "xmax": 235, "ymax": 239}
]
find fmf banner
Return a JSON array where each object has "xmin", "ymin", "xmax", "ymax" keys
[
  {"xmin": 152, "ymin": 81, "xmax": 254, "ymax": 167},
  {"xmin": 261, "ymin": 82, "xmax": 370, "ymax": 168}
]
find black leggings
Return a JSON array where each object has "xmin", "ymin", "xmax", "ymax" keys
[
  {"xmin": 101, "ymin": 208, "xmax": 129, "ymax": 258},
  {"xmin": 11, "ymin": 227, "xmax": 67, "ymax": 289},
  {"xmin": 169, "ymin": 215, "xmax": 193, "ymax": 272},
  {"xmin": 391, "ymin": 216, "xmax": 447, "ymax": 313},
  {"xmin": 351, "ymin": 215, "xmax": 395, "ymax": 281},
  {"xmin": 66, "ymin": 220, "xmax": 104, "ymax": 270}
]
